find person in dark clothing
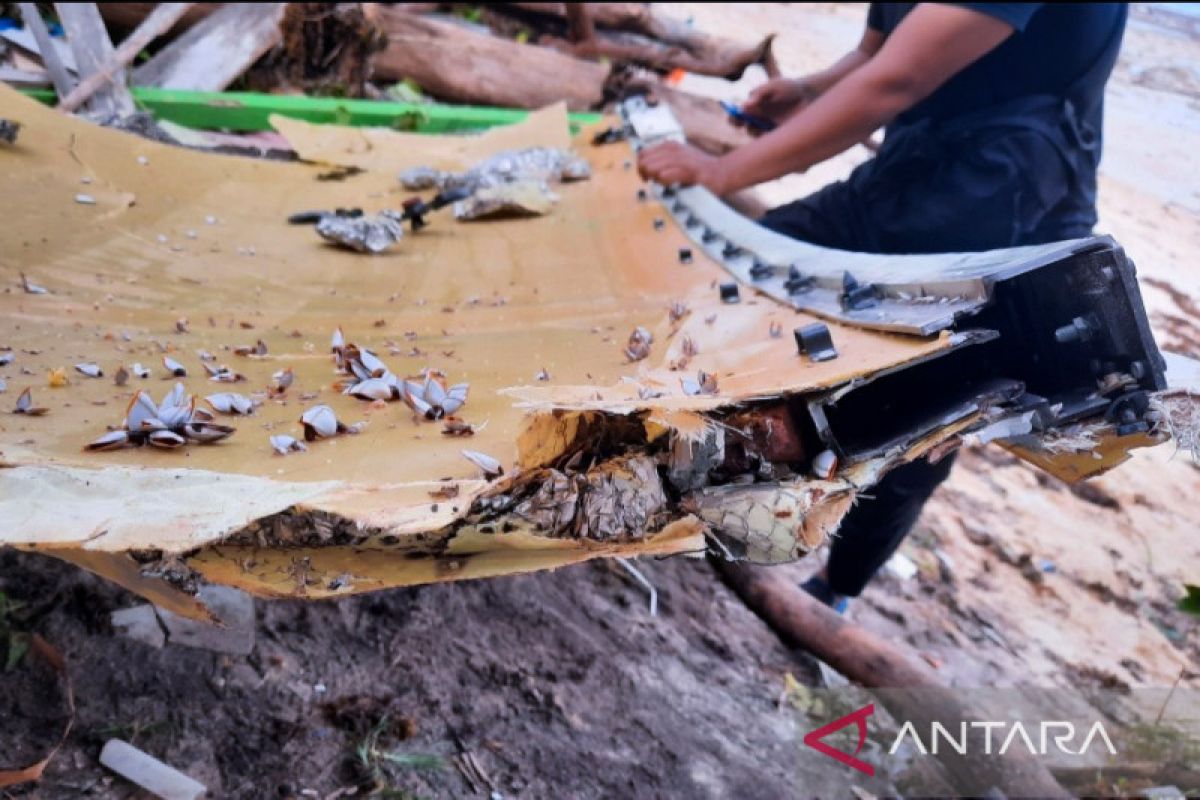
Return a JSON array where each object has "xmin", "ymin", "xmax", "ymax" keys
[{"xmin": 637, "ymin": 3, "xmax": 1127, "ymax": 608}]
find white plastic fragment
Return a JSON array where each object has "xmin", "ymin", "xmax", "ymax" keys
[{"xmin": 99, "ymin": 738, "xmax": 207, "ymax": 800}]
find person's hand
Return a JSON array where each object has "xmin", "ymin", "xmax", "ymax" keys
[
  {"xmin": 636, "ymin": 142, "xmax": 730, "ymax": 194},
  {"xmin": 741, "ymin": 77, "xmax": 820, "ymax": 129}
]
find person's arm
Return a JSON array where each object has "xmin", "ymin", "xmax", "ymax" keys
[
  {"xmin": 741, "ymin": 27, "xmax": 885, "ymax": 126},
  {"xmin": 638, "ymin": 4, "xmax": 1017, "ymax": 194}
]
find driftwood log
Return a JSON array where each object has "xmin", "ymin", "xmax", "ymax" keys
[
  {"xmin": 502, "ymin": 2, "xmax": 779, "ymax": 79},
  {"xmin": 132, "ymin": 3, "xmax": 286, "ymax": 91},
  {"xmin": 372, "ymin": 8, "xmax": 608, "ymax": 110},
  {"xmin": 713, "ymin": 560, "xmax": 1070, "ymax": 799}
]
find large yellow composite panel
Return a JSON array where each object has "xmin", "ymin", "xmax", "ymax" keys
[{"xmin": 0, "ymin": 86, "xmax": 957, "ymax": 612}]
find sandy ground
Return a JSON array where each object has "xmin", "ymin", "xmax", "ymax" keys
[{"xmin": 2, "ymin": 4, "xmax": 1198, "ymax": 798}]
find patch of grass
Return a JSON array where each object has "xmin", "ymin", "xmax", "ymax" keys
[
  {"xmin": 1178, "ymin": 584, "xmax": 1200, "ymax": 616},
  {"xmin": 0, "ymin": 590, "xmax": 31, "ymax": 671},
  {"xmin": 355, "ymin": 715, "xmax": 444, "ymax": 797}
]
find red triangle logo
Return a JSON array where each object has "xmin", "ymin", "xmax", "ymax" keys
[{"xmin": 802, "ymin": 703, "xmax": 876, "ymax": 776}]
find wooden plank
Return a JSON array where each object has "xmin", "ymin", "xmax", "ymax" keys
[
  {"xmin": 58, "ymin": 3, "xmax": 195, "ymax": 113},
  {"xmin": 0, "ymin": 66, "xmax": 51, "ymax": 88},
  {"xmin": 55, "ymin": 2, "xmax": 134, "ymax": 118},
  {"xmin": 132, "ymin": 3, "xmax": 286, "ymax": 91},
  {"xmin": 14, "ymin": 4, "xmax": 76, "ymax": 99}
]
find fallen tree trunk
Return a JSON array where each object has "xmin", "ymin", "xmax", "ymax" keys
[
  {"xmin": 713, "ymin": 559, "xmax": 1070, "ymax": 798},
  {"xmin": 504, "ymin": 2, "xmax": 779, "ymax": 79},
  {"xmin": 373, "ymin": 8, "xmax": 608, "ymax": 110}
]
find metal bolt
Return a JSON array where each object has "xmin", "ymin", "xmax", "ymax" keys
[{"xmin": 1054, "ymin": 316, "xmax": 1095, "ymax": 344}]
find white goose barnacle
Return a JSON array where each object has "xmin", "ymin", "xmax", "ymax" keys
[
  {"xmin": 270, "ymin": 434, "xmax": 307, "ymax": 455},
  {"xmin": 74, "ymin": 362, "xmax": 103, "ymax": 378},
  {"xmin": 204, "ymin": 362, "xmax": 247, "ymax": 383},
  {"xmin": 87, "ymin": 384, "xmax": 234, "ymax": 451},
  {"xmin": 84, "ymin": 429, "xmax": 130, "ymax": 452},
  {"xmin": 131, "ymin": 362, "xmax": 151, "ymax": 379},
  {"xmin": 147, "ymin": 429, "xmax": 187, "ymax": 449},
  {"xmin": 13, "ymin": 387, "xmax": 49, "ymax": 416},
  {"xmin": 0, "ymin": 352, "xmax": 13, "ymax": 366},
  {"xmin": 812, "ymin": 449, "xmax": 839, "ymax": 480},
  {"xmin": 300, "ymin": 404, "xmax": 348, "ymax": 441},
  {"xmin": 462, "ymin": 449, "xmax": 503, "ymax": 480},
  {"xmin": 624, "ymin": 325, "xmax": 653, "ymax": 362},
  {"xmin": 180, "ymin": 421, "xmax": 235, "ymax": 444},
  {"xmin": 162, "ymin": 356, "xmax": 187, "ymax": 377},
  {"xmin": 681, "ymin": 370, "xmax": 718, "ymax": 396},
  {"xmin": 345, "ymin": 377, "xmax": 399, "ymax": 402},
  {"xmin": 206, "ymin": 392, "xmax": 254, "ymax": 415},
  {"xmin": 233, "ymin": 339, "xmax": 268, "ymax": 357},
  {"xmin": 403, "ymin": 374, "xmax": 468, "ymax": 419}
]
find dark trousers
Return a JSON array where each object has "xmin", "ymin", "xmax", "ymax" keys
[{"xmin": 759, "ymin": 127, "xmax": 1092, "ymax": 596}]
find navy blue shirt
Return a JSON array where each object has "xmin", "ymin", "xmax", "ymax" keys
[{"xmin": 867, "ymin": 3, "xmax": 1127, "ymax": 129}]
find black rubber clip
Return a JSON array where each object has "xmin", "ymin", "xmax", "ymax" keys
[
  {"xmin": 840, "ymin": 271, "xmax": 880, "ymax": 311},
  {"xmin": 795, "ymin": 323, "xmax": 838, "ymax": 362}
]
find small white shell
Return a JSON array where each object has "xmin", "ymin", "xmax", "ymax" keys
[
  {"xmin": 270, "ymin": 434, "xmax": 307, "ymax": 455},
  {"xmin": 147, "ymin": 429, "xmax": 187, "ymax": 449},
  {"xmin": 441, "ymin": 383, "xmax": 469, "ymax": 416},
  {"xmin": 181, "ymin": 422, "xmax": 235, "ymax": 443},
  {"xmin": 131, "ymin": 362, "xmax": 151, "ymax": 379},
  {"xmin": 74, "ymin": 362, "xmax": 103, "ymax": 378},
  {"xmin": 358, "ymin": 349, "xmax": 387, "ymax": 377},
  {"xmin": 206, "ymin": 392, "xmax": 253, "ymax": 415},
  {"xmin": 84, "ymin": 429, "xmax": 129, "ymax": 451},
  {"xmin": 125, "ymin": 390, "xmax": 160, "ymax": 430},
  {"xmin": 162, "ymin": 356, "xmax": 186, "ymax": 376},
  {"xmin": 300, "ymin": 404, "xmax": 340, "ymax": 440},
  {"xmin": 346, "ymin": 378, "xmax": 396, "ymax": 401},
  {"xmin": 425, "ymin": 378, "xmax": 447, "ymax": 406},
  {"xmin": 462, "ymin": 449, "xmax": 503, "ymax": 479},
  {"xmin": 812, "ymin": 449, "xmax": 839, "ymax": 480},
  {"xmin": 155, "ymin": 383, "xmax": 193, "ymax": 427}
]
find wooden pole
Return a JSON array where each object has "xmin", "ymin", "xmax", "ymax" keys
[
  {"xmin": 713, "ymin": 559, "xmax": 1071, "ymax": 798},
  {"xmin": 55, "ymin": 3, "xmax": 135, "ymax": 118},
  {"xmin": 58, "ymin": 3, "xmax": 195, "ymax": 113},
  {"xmin": 15, "ymin": 3, "xmax": 75, "ymax": 99}
]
